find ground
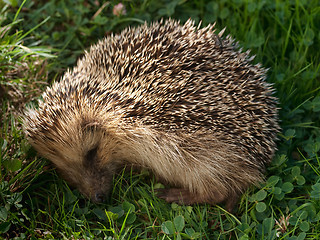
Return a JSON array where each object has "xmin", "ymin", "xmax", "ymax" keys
[{"xmin": 0, "ymin": 0, "xmax": 320, "ymax": 239}]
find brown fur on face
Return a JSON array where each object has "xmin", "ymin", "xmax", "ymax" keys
[
  {"xmin": 25, "ymin": 115, "xmax": 121, "ymax": 202},
  {"xmin": 24, "ymin": 19, "xmax": 279, "ymax": 211}
]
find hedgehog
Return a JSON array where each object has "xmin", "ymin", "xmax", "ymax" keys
[{"xmin": 23, "ymin": 19, "xmax": 279, "ymax": 211}]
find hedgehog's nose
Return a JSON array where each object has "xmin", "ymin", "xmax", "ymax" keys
[{"xmin": 94, "ymin": 192, "xmax": 105, "ymax": 203}]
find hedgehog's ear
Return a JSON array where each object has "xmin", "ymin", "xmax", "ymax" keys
[{"xmin": 81, "ymin": 119, "xmax": 102, "ymax": 132}]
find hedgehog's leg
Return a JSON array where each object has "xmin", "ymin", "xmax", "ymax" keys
[
  {"xmin": 224, "ymin": 194, "xmax": 240, "ymax": 212},
  {"xmin": 156, "ymin": 188, "xmax": 193, "ymax": 204},
  {"xmin": 156, "ymin": 188, "xmax": 226, "ymax": 207}
]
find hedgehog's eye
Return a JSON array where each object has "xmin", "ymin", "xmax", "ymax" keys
[{"xmin": 85, "ymin": 146, "xmax": 98, "ymax": 163}]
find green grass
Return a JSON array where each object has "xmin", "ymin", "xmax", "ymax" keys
[{"xmin": 1, "ymin": 0, "xmax": 320, "ymax": 239}]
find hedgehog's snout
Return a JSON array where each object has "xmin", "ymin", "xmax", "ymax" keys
[
  {"xmin": 83, "ymin": 167, "xmax": 114, "ymax": 204},
  {"xmin": 94, "ymin": 192, "xmax": 106, "ymax": 203}
]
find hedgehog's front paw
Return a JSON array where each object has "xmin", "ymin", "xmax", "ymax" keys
[{"xmin": 156, "ymin": 188, "xmax": 198, "ymax": 205}]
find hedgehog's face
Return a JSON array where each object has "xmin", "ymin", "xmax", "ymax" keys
[
  {"xmin": 26, "ymin": 118, "xmax": 122, "ymax": 203},
  {"xmin": 55, "ymin": 125, "xmax": 123, "ymax": 203},
  {"xmin": 57, "ymin": 143, "xmax": 115, "ymax": 203}
]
